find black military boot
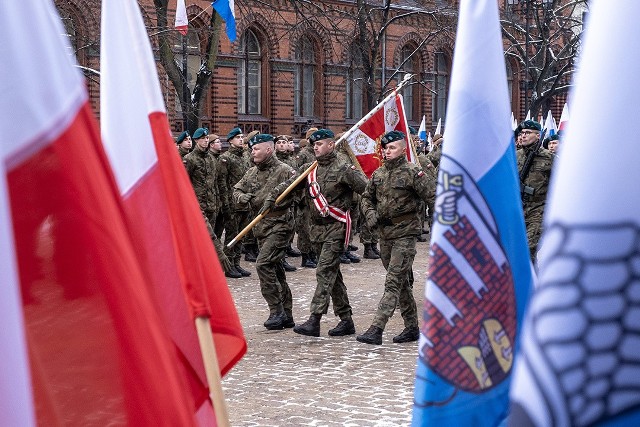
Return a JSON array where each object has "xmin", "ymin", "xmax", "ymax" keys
[
  {"xmin": 244, "ymin": 244, "xmax": 258, "ymax": 262},
  {"xmin": 345, "ymin": 251, "xmax": 361, "ymax": 263},
  {"xmin": 235, "ymin": 263, "xmax": 251, "ymax": 277},
  {"xmin": 392, "ymin": 326, "xmax": 420, "ymax": 343},
  {"xmin": 264, "ymin": 311, "xmax": 287, "ymax": 330},
  {"xmin": 309, "ymin": 251, "xmax": 318, "ymax": 264},
  {"xmin": 339, "ymin": 252, "xmax": 351, "ymax": 264},
  {"xmin": 363, "ymin": 243, "xmax": 380, "ymax": 260},
  {"xmin": 225, "ymin": 265, "xmax": 242, "ymax": 279},
  {"xmin": 356, "ymin": 325, "xmax": 383, "ymax": 345},
  {"xmin": 347, "ymin": 243, "xmax": 359, "ymax": 252},
  {"xmin": 282, "ymin": 259, "xmax": 297, "ymax": 272},
  {"xmin": 328, "ymin": 317, "xmax": 355, "ymax": 336},
  {"xmin": 293, "ymin": 314, "xmax": 322, "ymax": 337},
  {"xmin": 283, "ymin": 313, "xmax": 295, "ymax": 329},
  {"xmin": 301, "ymin": 254, "xmax": 317, "ymax": 268},
  {"xmin": 371, "ymin": 244, "xmax": 380, "ymax": 257},
  {"xmin": 286, "ymin": 245, "xmax": 301, "ymax": 257}
]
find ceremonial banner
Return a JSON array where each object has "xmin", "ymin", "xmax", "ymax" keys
[
  {"xmin": 510, "ymin": 1, "xmax": 640, "ymax": 426},
  {"xmin": 2, "ymin": 0, "xmax": 196, "ymax": 424},
  {"xmin": 175, "ymin": 0, "xmax": 188, "ymax": 35},
  {"xmin": 412, "ymin": 0, "xmax": 533, "ymax": 425},
  {"xmin": 101, "ymin": 0, "xmax": 246, "ymax": 416},
  {"xmin": 346, "ymin": 93, "xmax": 412, "ymax": 178},
  {"xmin": 212, "ymin": 0, "xmax": 237, "ymax": 42}
]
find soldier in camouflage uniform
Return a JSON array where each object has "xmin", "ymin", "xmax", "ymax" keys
[
  {"xmin": 516, "ymin": 120, "xmax": 554, "ymax": 262},
  {"xmin": 176, "ymin": 130, "xmax": 191, "ymax": 157},
  {"xmin": 219, "ymin": 127, "xmax": 254, "ymax": 275},
  {"xmin": 295, "ymin": 129, "xmax": 319, "ymax": 268},
  {"xmin": 275, "ymin": 129, "xmax": 368, "ymax": 338},
  {"xmin": 208, "ymin": 134, "xmax": 226, "ymax": 239},
  {"xmin": 274, "ymin": 134, "xmax": 300, "ymax": 272},
  {"xmin": 234, "ymin": 134, "xmax": 298, "ymax": 330},
  {"xmin": 356, "ymin": 131, "xmax": 437, "ymax": 345},
  {"xmin": 183, "ymin": 128, "xmax": 241, "ymax": 278}
]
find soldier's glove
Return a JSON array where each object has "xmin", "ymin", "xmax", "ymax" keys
[
  {"xmin": 365, "ymin": 211, "xmax": 378, "ymax": 230},
  {"xmin": 236, "ymin": 192, "xmax": 253, "ymax": 206},
  {"xmin": 258, "ymin": 196, "xmax": 275, "ymax": 216}
]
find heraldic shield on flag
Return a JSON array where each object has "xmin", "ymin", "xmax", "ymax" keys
[{"xmin": 418, "ymin": 154, "xmax": 517, "ymax": 394}]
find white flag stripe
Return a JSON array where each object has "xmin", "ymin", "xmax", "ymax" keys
[
  {"xmin": 175, "ymin": 0, "xmax": 188, "ymax": 29},
  {"xmin": 425, "ymin": 280, "xmax": 463, "ymax": 327},
  {"xmin": 100, "ymin": 0, "xmax": 165, "ymax": 195},
  {"xmin": 0, "ymin": 2, "xmax": 85, "ymax": 165},
  {"xmin": 0, "ymin": 170, "xmax": 35, "ymax": 426},
  {"xmin": 546, "ymin": 1, "xmax": 640, "ymax": 224}
]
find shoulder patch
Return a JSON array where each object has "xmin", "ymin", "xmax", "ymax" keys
[
  {"xmin": 350, "ymin": 165, "xmax": 356, "ymax": 170},
  {"xmin": 417, "ymin": 170, "xmax": 425, "ymax": 177}
]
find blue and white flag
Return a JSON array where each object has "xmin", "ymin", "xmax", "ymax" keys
[
  {"xmin": 212, "ymin": 0, "xmax": 236, "ymax": 42},
  {"xmin": 510, "ymin": 1, "xmax": 640, "ymax": 426},
  {"xmin": 419, "ymin": 115, "xmax": 427, "ymax": 141},
  {"xmin": 412, "ymin": 0, "xmax": 533, "ymax": 425}
]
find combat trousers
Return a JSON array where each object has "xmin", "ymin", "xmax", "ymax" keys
[
  {"xmin": 256, "ymin": 228, "xmax": 292, "ymax": 317},
  {"xmin": 524, "ymin": 205, "xmax": 545, "ymax": 262},
  {"xmin": 204, "ymin": 209, "xmax": 233, "ymax": 272},
  {"xmin": 223, "ymin": 209, "xmax": 250, "ymax": 264},
  {"xmin": 372, "ymin": 235, "xmax": 418, "ymax": 330},
  {"xmin": 359, "ymin": 200, "xmax": 379, "ymax": 245},
  {"xmin": 296, "ymin": 204, "xmax": 313, "ymax": 254},
  {"xmin": 309, "ymin": 238, "xmax": 352, "ymax": 319}
]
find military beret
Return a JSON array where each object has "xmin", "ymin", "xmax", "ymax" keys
[
  {"xmin": 192, "ymin": 127, "xmax": 208, "ymax": 139},
  {"xmin": 519, "ymin": 120, "xmax": 542, "ymax": 131},
  {"xmin": 299, "ymin": 138, "xmax": 308, "ymax": 148},
  {"xmin": 226, "ymin": 127, "xmax": 243, "ymax": 141},
  {"xmin": 409, "ymin": 126, "xmax": 418, "ymax": 136},
  {"xmin": 176, "ymin": 130, "xmax": 190, "ymax": 144},
  {"xmin": 380, "ymin": 130, "xmax": 406, "ymax": 147},
  {"xmin": 248, "ymin": 133, "xmax": 274, "ymax": 148},
  {"xmin": 243, "ymin": 130, "xmax": 259, "ymax": 145},
  {"xmin": 514, "ymin": 124, "xmax": 522, "ymax": 138},
  {"xmin": 547, "ymin": 134, "xmax": 559, "ymax": 142},
  {"xmin": 308, "ymin": 129, "xmax": 334, "ymax": 144},
  {"xmin": 274, "ymin": 134, "xmax": 291, "ymax": 143},
  {"xmin": 305, "ymin": 127, "xmax": 318, "ymax": 139}
]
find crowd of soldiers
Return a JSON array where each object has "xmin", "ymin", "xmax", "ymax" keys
[{"xmin": 177, "ymin": 118, "xmax": 557, "ymax": 344}]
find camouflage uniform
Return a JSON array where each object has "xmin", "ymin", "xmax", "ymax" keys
[
  {"xmin": 234, "ymin": 154, "xmax": 297, "ymax": 318},
  {"xmin": 517, "ymin": 145, "xmax": 554, "ymax": 261},
  {"xmin": 426, "ymin": 144, "xmax": 442, "ymax": 170},
  {"xmin": 219, "ymin": 145, "xmax": 252, "ymax": 264},
  {"xmin": 418, "ymin": 152, "xmax": 439, "ymax": 232},
  {"xmin": 294, "ymin": 143, "xmax": 317, "ymax": 259},
  {"xmin": 183, "ymin": 146, "xmax": 233, "ymax": 272},
  {"xmin": 178, "ymin": 146, "xmax": 190, "ymax": 158},
  {"xmin": 361, "ymin": 154, "xmax": 436, "ymax": 332}
]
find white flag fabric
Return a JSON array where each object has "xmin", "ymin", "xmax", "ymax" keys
[
  {"xmin": 510, "ymin": 1, "xmax": 640, "ymax": 426},
  {"xmin": 412, "ymin": 0, "xmax": 533, "ymax": 425},
  {"xmin": 175, "ymin": 0, "xmax": 188, "ymax": 35},
  {"xmin": 558, "ymin": 102, "xmax": 569, "ymax": 131}
]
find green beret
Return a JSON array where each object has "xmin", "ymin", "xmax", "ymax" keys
[
  {"xmin": 176, "ymin": 131, "xmax": 190, "ymax": 144},
  {"xmin": 409, "ymin": 126, "xmax": 418, "ymax": 136},
  {"xmin": 514, "ymin": 124, "xmax": 522, "ymax": 139},
  {"xmin": 308, "ymin": 129, "xmax": 334, "ymax": 144},
  {"xmin": 248, "ymin": 133, "xmax": 274, "ymax": 149},
  {"xmin": 380, "ymin": 130, "xmax": 405, "ymax": 147},
  {"xmin": 519, "ymin": 120, "xmax": 542, "ymax": 131},
  {"xmin": 192, "ymin": 127, "xmax": 208, "ymax": 139},
  {"xmin": 226, "ymin": 127, "xmax": 242, "ymax": 141},
  {"xmin": 548, "ymin": 133, "xmax": 559, "ymax": 141}
]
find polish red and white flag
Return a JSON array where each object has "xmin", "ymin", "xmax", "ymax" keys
[
  {"xmin": 346, "ymin": 93, "xmax": 415, "ymax": 178},
  {"xmin": 175, "ymin": 0, "xmax": 188, "ymax": 35},
  {"xmin": 100, "ymin": 0, "xmax": 246, "ymax": 421},
  {"xmin": 558, "ymin": 102, "xmax": 570, "ymax": 131},
  {"xmin": 1, "ymin": 0, "xmax": 199, "ymax": 424}
]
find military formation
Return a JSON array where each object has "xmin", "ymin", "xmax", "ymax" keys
[{"xmin": 177, "ymin": 118, "xmax": 556, "ymax": 344}]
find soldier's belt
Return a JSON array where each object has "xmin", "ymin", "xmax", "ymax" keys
[
  {"xmin": 264, "ymin": 209, "xmax": 288, "ymax": 218},
  {"xmin": 378, "ymin": 212, "xmax": 415, "ymax": 226}
]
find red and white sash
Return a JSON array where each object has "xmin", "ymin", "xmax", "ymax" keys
[{"xmin": 307, "ymin": 167, "xmax": 351, "ymax": 246}]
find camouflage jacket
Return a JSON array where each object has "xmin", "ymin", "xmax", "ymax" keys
[
  {"xmin": 516, "ymin": 145, "xmax": 554, "ymax": 211},
  {"xmin": 426, "ymin": 144, "xmax": 442, "ymax": 170},
  {"xmin": 178, "ymin": 146, "xmax": 190, "ymax": 158},
  {"xmin": 233, "ymin": 154, "xmax": 297, "ymax": 239},
  {"xmin": 219, "ymin": 146, "xmax": 252, "ymax": 212},
  {"xmin": 362, "ymin": 155, "xmax": 436, "ymax": 240},
  {"xmin": 295, "ymin": 145, "xmax": 315, "ymax": 168},
  {"xmin": 183, "ymin": 146, "xmax": 220, "ymax": 213},
  {"xmin": 276, "ymin": 151, "xmax": 298, "ymax": 169}
]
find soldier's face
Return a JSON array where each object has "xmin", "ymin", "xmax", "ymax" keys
[
  {"xmin": 252, "ymin": 142, "xmax": 273, "ymax": 164},
  {"xmin": 383, "ymin": 140, "xmax": 406, "ymax": 161},
  {"xmin": 548, "ymin": 139, "xmax": 559, "ymax": 153},
  {"xmin": 230, "ymin": 134, "xmax": 244, "ymax": 148},
  {"xmin": 520, "ymin": 130, "xmax": 539, "ymax": 147},
  {"xmin": 313, "ymin": 139, "xmax": 334, "ymax": 157},
  {"xmin": 209, "ymin": 137, "xmax": 222, "ymax": 153},
  {"xmin": 195, "ymin": 136, "xmax": 209, "ymax": 150},
  {"xmin": 275, "ymin": 140, "xmax": 287, "ymax": 152},
  {"xmin": 179, "ymin": 136, "xmax": 192, "ymax": 150},
  {"xmin": 286, "ymin": 141, "xmax": 295, "ymax": 152}
]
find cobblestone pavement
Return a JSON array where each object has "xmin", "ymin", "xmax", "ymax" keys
[{"xmin": 222, "ymin": 236, "xmax": 430, "ymax": 426}]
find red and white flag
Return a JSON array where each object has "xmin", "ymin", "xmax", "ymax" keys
[
  {"xmin": 558, "ymin": 102, "xmax": 570, "ymax": 131},
  {"xmin": 100, "ymin": 0, "xmax": 246, "ymax": 419},
  {"xmin": 346, "ymin": 93, "xmax": 415, "ymax": 178},
  {"xmin": 175, "ymin": 0, "xmax": 188, "ymax": 35},
  {"xmin": 1, "ymin": 0, "xmax": 198, "ymax": 424}
]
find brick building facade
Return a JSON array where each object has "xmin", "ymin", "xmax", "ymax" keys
[{"xmin": 55, "ymin": 0, "xmax": 574, "ymax": 139}]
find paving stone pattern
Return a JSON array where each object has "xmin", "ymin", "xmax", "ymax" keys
[{"xmin": 222, "ymin": 237, "xmax": 430, "ymax": 426}]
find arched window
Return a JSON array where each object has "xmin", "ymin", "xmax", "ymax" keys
[
  {"xmin": 346, "ymin": 44, "xmax": 365, "ymax": 120},
  {"xmin": 238, "ymin": 30, "xmax": 262, "ymax": 115},
  {"xmin": 294, "ymin": 35, "xmax": 316, "ymax": 118},
  {"xmin": 432, "ymin": 52, "xmax": 449, "ymax": 126},
  {"xmin": 400, "ymin": 45, "xmax": 420, "ymax": 121}
]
